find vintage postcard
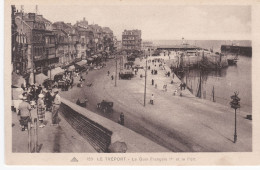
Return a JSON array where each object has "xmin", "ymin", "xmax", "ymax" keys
[{"xmin": 4, "ymin": 0, "xmax": 260, "ymax": 166}]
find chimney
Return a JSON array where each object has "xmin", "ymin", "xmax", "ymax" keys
[
  {"xmin": 28, "ymin": 13, "xmax": 36, "ymax": 21},
  {"xmin": 35, "ymin": 5, "xmax": 38, "ymax": 15},
  {"xmin": 20, "ymin": 5, "xmax": 24, "ymax": 13}
]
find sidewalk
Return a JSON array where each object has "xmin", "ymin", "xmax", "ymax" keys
[
  {"xmin": 138, "ymin": 55, "xmax": 194, "ymax": 98},
  {"xmin": 12, "ymin": 108, "xmax": 96, "ymax": 153}
]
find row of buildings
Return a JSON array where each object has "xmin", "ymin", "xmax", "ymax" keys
[
  {"xmin": 121, "ymin": 29, "xmax": 142, "ymax": 51},
  {"xmin": 11, "ymin": 5, "xmax": 117, "ymax": 85}
]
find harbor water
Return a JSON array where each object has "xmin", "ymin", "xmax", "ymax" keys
[{"xmin": 180, "ymin": 55, "xmax": 252, "ymax": 113}]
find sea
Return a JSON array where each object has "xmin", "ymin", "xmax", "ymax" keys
[{"xmin": 152, "ymin": 40, "xmax": 252, "ymax": 113}]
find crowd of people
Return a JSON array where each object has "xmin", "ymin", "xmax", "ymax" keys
[{"xmin": 16, "ymin": 83, "xmax": 61, "ymax": 131}]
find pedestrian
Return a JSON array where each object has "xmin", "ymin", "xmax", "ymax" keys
[
  {"xmin": 107, "ymin": 71, "xmax": 110, "ymax": 76},
  {"xmin": 70, "ymin": 76, "xmax": 74, "ymax": 88},
  {"xmin": 45, "ymin": 89, "xmax": 53, "ymax": 111},
  {"xmin": 165, "ymin": 84, "xmax": 167, "ymax": 92},
  {"xmin": 18, "ymin": 95, "xmax": 32, "ymax": 131},
  {"xmin": 51, "ymin": 89, "xmax": 61, "ymax": 126},
  {"xmin": 150, "ymin": 94, "xmax": 154, "ymax": 105},
  {"xmin": 111, "ymin": 75, "xmax": 114, "ymax": 80},
  {"xmin": 155, "ymin": 84, "xmax": 157, "ymax": 89},
  {"xmin": 152, "ymin": 79, "xmax": 154, "ymax": 85},
  {"xmin": 173, "ymin": 89, "xmax": 178, "ymax": 96},
  {"xmin": 30, "ymin": 85, "xmax": 36, "ymax": 101},
  {"xmin": 119, "ymin": 112, "xmax": 124, "ymax": 125},
  {"xmin": 37, "ymin": 94, "xmax": 46, "ymax": 128},
  {"xmin": 181, "ymin": 83, "xmax": 184, "ymax": 90},
  {"xmin": 151, "ymin": 70, "xmax": 154, "ymax": 75}
]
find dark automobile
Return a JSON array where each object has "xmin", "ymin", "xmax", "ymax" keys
[
  {"xmin": 97, "ymin": 100, "xmax": 113, "ymax": 113},
  {"xmin": 54, "ymin": 74, "xmax": 63, "ymax": 82},
  {"xmin": 76, "ymin": 98, "xmax": 88, "ymax": 108},
  {"xmin": 119, "ymin": 71, "xmax": 134, "ymax": 80}
]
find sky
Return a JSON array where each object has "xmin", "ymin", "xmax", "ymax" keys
[{"xmin": 20, "ymin": 5, "xmax": 251, "ymax": 41}]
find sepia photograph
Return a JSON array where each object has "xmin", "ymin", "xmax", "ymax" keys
[{"xmin": 4, "ymin": 0, "xmax": 260, "ymax": 166}]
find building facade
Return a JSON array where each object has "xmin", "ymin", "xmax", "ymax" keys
[
  {"xmin": 11, "ymin": 6, "xmax": 116, "ymax": 85},
  {"xmin": 122, "ymin": 29, "xmax": 142, "ymax": 51}
]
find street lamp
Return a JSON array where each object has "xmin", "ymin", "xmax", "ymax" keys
[
  {"xmin": 115, "ymin": 54, "xmax": 117, "ymax": 87},
  {"xmin": 230, "ymin": 91, "xmax": 241, "ymax": 143},
  {"xmin": 94, "ymin": 38, "xmax": 98, "ymax": 53},
  {"xmin": 144, "ymin": 50, "xmax": 148, "ymax": 107}
]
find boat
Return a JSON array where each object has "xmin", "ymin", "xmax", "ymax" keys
[
  {"xmin": 227, "ymin": 58, "xmax": 238, "ymax": 65},
  {"xmin": 227, "ymin": 54, "xmax": 239, "ymax": 65}
]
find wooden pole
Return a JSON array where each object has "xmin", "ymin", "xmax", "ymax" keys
[
  {"xmin": 234, "ymin": 108, "xmax": 237, "ymax": 143},
  {"xmin": 28, "ymin": 121, "xmax": 31, "ymax": 153},
  {"xmin": 115, "ymin": 55, "xmax": 117, "ymax": 87},
  {"xmin": 144, "ymin": 57, "xmax": 147, "ymax": 107},
  {"xmin": 212, "ymin": 86, "xmax": 215, "ymax": 102},
  {"xmin": 34, "ymin": 118, "xmax": 38, "ymax": 152}
]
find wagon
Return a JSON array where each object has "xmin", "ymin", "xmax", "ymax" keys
[
  {"xmin": 58, "ymin": 81, "xmax": 65, "ymax": 89},
  {"xmin": 97, "ymin": 100, "xmax": 114, "ymax": 113},
  {"xmin": 119, "ymin": 71, "xmax": 134, "ymax": 80},
  {"xmin": 76, "ymin": 98, "xmax": 88, "ymax": 108}
]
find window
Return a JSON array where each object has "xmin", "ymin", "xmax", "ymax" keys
[{"xmin": 45, "ymin": 37, "xmax": 49, "ymax": 44}]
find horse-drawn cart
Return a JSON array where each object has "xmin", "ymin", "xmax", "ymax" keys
[{"xmin": 97, "ymin": 100, "xmax": 113, "ymax": 113}]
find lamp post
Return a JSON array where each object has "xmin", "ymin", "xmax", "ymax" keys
[
  {"xmin": 144, "ymin": 50, "xmax": 147, "ymax": 107},
  {"xmin": 33, "ymin": 69, "xmax": 36, "ymax": 84},
  {"xmin": 115, "ymin": 53, "xmax": 118, "ymax": 87},
  {"xmin": 230, "ymin": 91, "xmax": 240, "ymax": 143},
  {"xmin": 94, "ymin": 38, "xmax": 98, "ymax": 53}
]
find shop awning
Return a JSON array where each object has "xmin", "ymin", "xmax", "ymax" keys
[
  {"xmin": 35, "ymin": 73, "xmax": 49, "ymax": 85},
  {"xmin": 48, "ymin": 67, "xmax": 65, "ymax": 80},
  {"xmin": 12, "ymin": 72, "xmax": 25, "ymax": 88},
  {"xmin": 68, "ymin": 65, "xmax": 75, "ymax": 71},
  {"xmin": 75, "ymin": 60, "xmax": 87, "ymax": 66}
]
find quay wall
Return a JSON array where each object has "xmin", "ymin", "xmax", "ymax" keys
[{"xmin": 59, "ymin": 98, "xmax": 169, "ymax": 153}]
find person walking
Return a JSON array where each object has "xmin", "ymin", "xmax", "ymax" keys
[
  {"xmin": 45, "ymin": 89, "xmax": 53, "ymax": 111},
  {"xmin": 183, "ymin": 82, "xmax": 186, "ymax": 90},
  {"xmin": 18, "ymin": 95, "xmax": 32, "ymax": 131},
  {"xmin": 51, "ymin": 89, "xmax": 61, "ymax": 126},
  {"xmin": 111, "ymin": 75, "xmax": 114, "ymax": 80},
  {"xmin": 70, "ymin": 76, "xmax": 74, "ymax": 88},
  {"xmin": 152, "ymin": 79, "xmax": 154, "ymax": 85},
  {"xmin": 37, "ymin": 94, "xmax": 46, "ymax": 128},
  {"xmin": 119, "ymin": 112, "xmax": 124, "ymax": 125},
  {"xmin": 150, "ymin": 94, "xmax": 154, "ymax": 105},
  {"xmin": 107, "ymin": 71, "xmax": 110, "ymax": 76}
]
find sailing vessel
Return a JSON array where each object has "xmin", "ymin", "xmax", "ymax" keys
[{"xmin": 227, "ymin": 54, "xmax": 239, "ymax": 65}]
